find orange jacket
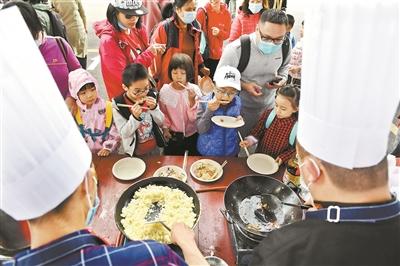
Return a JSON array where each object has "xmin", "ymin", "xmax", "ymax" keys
[
  {"xmin": 196, "ymin": 3, "xmax": 232, "ymax": 60},
  {"xmin": 151, "ymin": 15, "xmax": 204, "ymax": 89},
  {"xmin": 228, "ymin": 9, "xmax": 260, "ymax": 43}
]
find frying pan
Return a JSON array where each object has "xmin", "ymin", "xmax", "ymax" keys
[
  {"xmin": 222, "ymin": 175, "xmax": 303, "ymax": 240},
  {"xmin": 115, "ymin": 177, "xmax": 201, "ymax": 241}
]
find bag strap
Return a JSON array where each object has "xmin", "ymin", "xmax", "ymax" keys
[
  {"xmin": 281, "ymin": 37, "xmax": 290, "ymax": 67},
  {"xmin": 55, "ymin": 37, "xmax": 68, "ymax": 66},
  {"xmin": 289, "ymin": 121, "xmax": 298, "ymax": 146},
  {"xmin": 237, "ymin": 35, "xmax": 251, "ymax": 73},
  {"xmin": 265, "ymin": 109, "xmax": 276, "ymax": 128},
  {"xmin": 199, "ymin": 7, "xmax": 208, "ymax": 39},
  {"xmin": 75, "ymin": 108, "xmax": 83, "ymax": 125}
]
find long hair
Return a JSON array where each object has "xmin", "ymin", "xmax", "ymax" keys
[{"xmin": 106, "ymin": 4, "xmax": 143, "ymax": 32}]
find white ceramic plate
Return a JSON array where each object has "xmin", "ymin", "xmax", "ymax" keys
[
  {"xmin": 246, "ymin": 153, "xmax": 279, "ymax": 175},
  {"xmin": 190, "ymin": 159, "xmax": 223, "ymax": 182},
  {"xmin": 211, "ymin": 115, "xmax": 245, "ymax": 128},
  {"xmin": 153, "ymin": 165, "xmax": 188, "ymax": 182},
  {"xmin": 112, "ymin": 157, "xmax": 146, "ymax": 181}
]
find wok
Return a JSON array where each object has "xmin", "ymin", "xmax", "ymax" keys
[
  {"xmin": 115, "ymin": 177, "xmax": 201, "ymax": 241},
  {"xmin": 222, "ymin": 175, "xmax": 303, "ymax": 240}
]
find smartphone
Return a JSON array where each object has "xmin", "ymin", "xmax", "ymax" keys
[{"xmin": 270, "ymin": 77, "xmax": 283, "ymax": 84}]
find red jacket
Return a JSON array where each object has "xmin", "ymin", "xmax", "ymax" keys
[
  {"xmin": 151, "ymin": 15, "xmax": 204, "ymax": 89},
  {"xmin": 196, "ymin": 3, "xmax": 231, "ymax": 60},
  {"xmin": 228, "ymin": 9, "xmax": 260, "ymax": 43},
  {"xmin": 94, "ymin": 20, "xmax": 155, "ymax": 99}
]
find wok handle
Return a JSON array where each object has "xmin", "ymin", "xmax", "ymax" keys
[{"xmin": 219, "ymin": 208, "xmax": 234, "ymax": 224}]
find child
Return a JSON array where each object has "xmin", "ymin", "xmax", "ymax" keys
[
  {"xmin": 240, "ymin": 85, "xmax": 300, "ymax": 165},
  {"xmin": 68, "ymin": 69, "xmax": 120, "ymax": 156},
  {"xmin": 112, "ymin": 63, "xmax": 164, "ymax": 157},
  {"xmin": 286, "ymin": 14, "xmax": 296, "ymax": 49},
  {"xmin": 197, "ymin": 66, "xmax": 242, "ymax": 156},
  {"xmin": 288, "ymin": 20, "xmax": 304, "ymax": 86},
  {"xmin": 159, "ymin": 53, "xmax": 203, "ymax": 155}
]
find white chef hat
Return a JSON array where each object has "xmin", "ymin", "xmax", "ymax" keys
[
  {"xmin": 298, "ymin": 0, "xmax": 400, "ymax": 169},
  {"xmin": 0, "ymin": 7, "xmax": 92, "ymax": 220}
]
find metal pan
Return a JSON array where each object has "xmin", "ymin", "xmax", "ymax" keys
[
  {"xmin": 222, "ymin": 175, "xmax": 303, "ymax": 240},
  {"xmin": 115, "ymin": 177, "xmax": 201, "ymax": 241}
]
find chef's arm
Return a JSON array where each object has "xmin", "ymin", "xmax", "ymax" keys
[{"xmin": 171, "ymin": 223, "xmax": 209, "ymax": 265}]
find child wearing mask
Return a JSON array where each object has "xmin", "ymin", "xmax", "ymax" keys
[
  {"xmin": 197, "ymin": 66, "xmax": 242, "ymax": 156},
  {"xmin": 240, "ymin": 84, "xmax": 300, "ymax": 165},
  {"xmin": 159, "ymin": 54, "xmax": 202, "ymax": 155},
  {"xmin": 112, "ymin": 63, "xmax": 164, "ymax": 156},
  {"xmin": 68, "ymin": 69, "xmax": 120, "ymax": 156}
]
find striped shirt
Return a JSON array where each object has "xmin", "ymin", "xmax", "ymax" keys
[{"xmin": 3, "ymin": 230, "xmax": 187, "ymax": 266}]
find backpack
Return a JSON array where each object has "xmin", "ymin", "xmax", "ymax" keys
[
  {"xmin": 237, "ymin": 34, "xmax": 290, "ymax": 73},
  {"xmin": 265, "ymin": 109, "xmax": 297, "ymax": 146},
  {"xmin": 75, "ymin": 101, "xmax": 113, "ymax": 142},
  {"xmin": 45, "ymin": 9, "xmax": 68, "ymax": 41}
]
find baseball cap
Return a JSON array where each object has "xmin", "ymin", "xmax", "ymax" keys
[
  {"xmin": 110, "ymin": 0, "xmax": 148, "ymax": 16},
  {"xmin": 214, "ymin": 66, "xmax": 241, "ymax": 91}
]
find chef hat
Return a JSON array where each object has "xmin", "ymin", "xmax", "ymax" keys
[
  {"xmin": 0, "ymin": 7, "xmax": 92, "ymax": 220},
  {"xmin": 298, "ymin": 0, "xmax": 399, "ymax": 169}
]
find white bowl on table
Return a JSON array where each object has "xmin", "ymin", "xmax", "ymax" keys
[
  {"xmin": 112, "ymin": 157, "xmax": 146, "ymax": 181},
  {"xmin": 190, "ymin": 159, "xmax": 223, "ymax": 183},
  {"xmin": 153, "ymin": 165, "xmax": 188, "ymax": 182}
]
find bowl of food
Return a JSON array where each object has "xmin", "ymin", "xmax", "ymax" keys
[
  {"xmin": 190, "ymin": 159, "xmax": 223, "ymax": 182},
  {"xmin": 153, "ymin": 165, "xmax": 187, "ymax": 182}
]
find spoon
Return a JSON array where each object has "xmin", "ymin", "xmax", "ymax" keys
[
  {"xmin": 261, "ymin": 194, "xmax": 311, "ymax": 210},
  {"xmin": 144, "ymin": 202, "xmax": 171, "ymax": 231}
]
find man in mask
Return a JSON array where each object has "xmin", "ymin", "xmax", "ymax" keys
[
  {"xmin": 0, "ymin": 7, "xmax": 207, "ymax": 266},
  {"xmin": 250, "ymin": 1, "xmax": 400, "ymax": 265},
  {"xmin": 217, "ymin": 9, "xmax": 291, "ymax": 136}
]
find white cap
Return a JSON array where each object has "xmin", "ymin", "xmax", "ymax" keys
[
  {"xmin": 214, "ymin": 66, "xmax": 241, "ymax": 91},
  {"xmin": 298, "ymin": 0, "xmax": 400, "ymax": 169},
  {"xmin": 0, "ymin": 7, "xmax": 92, "ymax": 220},
  {"xmin": 110, "ymin": 0, "xmax": 148, "ymax": 16}
]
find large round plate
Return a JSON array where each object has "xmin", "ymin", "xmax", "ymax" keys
[
  {"xmin": 246, "ymin": 153, "xmax": 279, "ymax": 175},
  {"xmin": 211, "ymin": 115, "xmax": 245, "ymax": 128},
  {"xmin": 153, "ymin": 165, "xmax": 188, "ymax": 182},
  {"xmin": 190, "ymin": 159, "xmax": 223, "ymax": 182},
  {"xmin": 112, "ymin": 157, "xmax": 146, "ymax": 181}
]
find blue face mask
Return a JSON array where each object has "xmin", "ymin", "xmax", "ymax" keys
[
  {"xmin": 181, "ymin": 11, "xmax": 197, "ymax": 24},
  {"xmin": 248, "ymin": 3, "xmax": 262, "ymax": 14},
  {"xmin": 85, "ymin": 195, "xmax": 100, "ymax": 226},
  {"xmin": 258, "ymin": 40, "xmax": 282, "ymax": 55}
]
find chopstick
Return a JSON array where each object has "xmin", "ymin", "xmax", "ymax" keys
[
  {"xmin": 221, "ymin": 160, "xmax": 228, "ymax": 168},
  {"xmin": 116, "ymin": 103, "xmax": 149, "ymax": 110},
  {"xmin": 238, "ymin": 132, "xmax": 250, "ymax": 157},
  {"xmin": 182, "ymin": 150, "xmax": 188, "ymax": 172}
]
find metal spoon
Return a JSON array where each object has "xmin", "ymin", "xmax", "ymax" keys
[
  {"xmin": 144, "ymin": 202, "xmax": 171, "ymax": 231},
  {"xmin": 261, "ymin": 194, "xmax": 311, "ymax": 210}
]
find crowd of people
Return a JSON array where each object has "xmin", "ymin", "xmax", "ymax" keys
[{"xmin": 1, "ymin": 0, "xmax": 399, "ymax": 265}]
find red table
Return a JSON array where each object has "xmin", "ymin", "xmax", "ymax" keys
[{"xmin": 92, "ymin": 154, "xmax": 284, "ymax": 265}]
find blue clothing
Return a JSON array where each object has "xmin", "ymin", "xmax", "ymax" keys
[
  {"xmin": 196, "ymin": 94, "xmax": 241, "ymax": 156},
  {"xmin": 3, "ymin": 229, "xmax": 187, "ymax": 266}
]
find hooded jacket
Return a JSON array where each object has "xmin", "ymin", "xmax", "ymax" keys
[
  {"xmin": 93, "ymin": 20, "xmax": 155, "ymax": 99},
  {"xmin": 228, "ymin": 9, "xmax": 261, "ymax": 43},
  {"xmin": 69, "ymin": 68, "xmax": 121, "ymax": 153}
]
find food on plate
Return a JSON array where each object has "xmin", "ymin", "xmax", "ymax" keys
[
  {"xmin": 121, "ymin": 185, "xmax": 196, "ymax": 243},
  {"xmin": 220, "ymin": 118, "xmax": 224, "ymax": 123},
  {"xmin": 155, "ymin": 167, "xmax": 186, "ymax": 181},
  {"xmin": 194, "ymin": 162, "xmax": 218, "ymax": 180}
]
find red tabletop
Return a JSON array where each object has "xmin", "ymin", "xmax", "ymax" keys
[{"xmin": 92, "ymin": 154, "xmax": 284, "ymax": 265}]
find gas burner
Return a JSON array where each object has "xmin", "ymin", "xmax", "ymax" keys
[{"xmin": 234, "ymin": 224, "xmax": 263, "ymax": 243}]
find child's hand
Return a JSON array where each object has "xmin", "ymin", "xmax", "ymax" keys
[
  {"xmin": 236, "ymin": 115, "xmax": 243, "ymax": 121},
  {"xmin": 188, "ymin": 88, "xmax": 197, "ymax": 107},
  {"xmin": 97, "ymin": 149, "xmax": 110, "ymax": 157},
  {"xmin": 145, "ymin": 97, "xmax": 157, "ymax": 110},
  {"xmin": 239, "ymin": 140, "xmax": 252, "ymax": 148},
  {"xmin": 163, "ymin": 128, "xmax": 172, "ymax": 141},
  {"xmin": 130, "ymin": 103, "xmax": 142, "ymax": 119},
  {"xmin": 207, "ymin": 97, "xmax": 220, "ymax": 111},
  {"xmin": 275, "ymin": 157, "xmax": 283, "ymax": 166}
]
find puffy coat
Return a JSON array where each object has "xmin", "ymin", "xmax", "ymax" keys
[{"xmin": 228, "ymin": 9, "xmax": 260, "ymax": 43}]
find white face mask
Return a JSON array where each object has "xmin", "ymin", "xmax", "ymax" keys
[
  {"xmin": 35, "ymin": 31, "xmax": 44, "ymax": 47},
  {"xmin": 248, "ymin": 3, "xmax": 263, "ymax": 14},
  {"xmin": 181, "ymin": 11, "xmax": 197, "ymax": 24}
]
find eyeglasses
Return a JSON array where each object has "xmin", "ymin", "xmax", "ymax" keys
[
  {"xmin": 131, "ymin": 87, "xmax": 149, "ymax": 95},
  {"xmin": 258, "ymin": 28, "xmax": 285, "ymax": 44},
  {"xmin": 214, "ymin": 88, "xmax": 237, "ymax": 97}
]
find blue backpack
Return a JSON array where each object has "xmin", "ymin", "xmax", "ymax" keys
[{"xmin": 265, "ymin": 109, "xmax": 298, "ymax": 146}]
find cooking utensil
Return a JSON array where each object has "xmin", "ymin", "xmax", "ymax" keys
[
  {"xmin": 261, "ymin": 193, "xmax": 311, "ymax": 210},
  {"xmin": 209, "ymin": 160, "xmax": 227, "ymax": 180},
  {"xmin": 145, "ymin": 220, "xmax": 171, "ymax": 231},
  {"xmin": 143, "ymin": 202, "xmax": 172, "ymax": 231},
  {"xmin": 222, "ymin": 175, "xmax": 302, "ymax": 240},
  {"xmin": 238, "ymin": 132, "xmax": 250, "ymax": 157},
  {"xmin": 115, "ymin": 177, "xmax": 201, "ymax": 241},
  {"xmin": 254, "ymin": 207, "xmax": 277, "ymax": 224}
]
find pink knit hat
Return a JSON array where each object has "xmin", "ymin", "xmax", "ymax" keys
[{"xmin": 68, "ymin": 69, "xmax": 99, "ymax": 100}]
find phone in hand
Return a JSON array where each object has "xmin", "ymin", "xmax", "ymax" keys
[{"xmin": 269, "ymin": 77, "xmax": 283, "ymax": 84}]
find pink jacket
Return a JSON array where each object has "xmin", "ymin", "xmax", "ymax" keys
[
  {"xmin": 69, "ymin": 69, "xmax": 121, "ymax": 152},
  {"xmin": 158, "ymin": 83, "xmax": 202, "ymax": 137},
  {"xmin": 228, "ymin": 10, "xmax": 260, "ymax": 42}
]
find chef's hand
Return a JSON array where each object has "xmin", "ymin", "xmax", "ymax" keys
[
  {"xmin": 266, "ymin": 77, "xmax": 286, "ymax": 89},
  {"xmin": 275, "ymin": 157, "xmax": 283, "ymax": 166},
  {"xmin": 149, "ymin": 43, "xmax": 166, "ymax": 55},
  {"xmin": 145, "ymin": 97, "xmax": 157, "ymax": 110},
  {"xmin": 211, "ymin": 27, "xmax": 220, "ymax": 36},
  {"xmin": 97, "ymin": 149, "xmax": 110, "ymax": 157},
  {"xmin": 163, "ymin": 128, "xmax": 172, "ymax": 141},
  {"xmin": 65, "ymin": 96, "xmax": 78, "ymax": 116},
  {"xmin": 130, "ymin": 103, "xmax": 142, "ymax": 120},
  {"xmin": 200, "ymin": 67, "xmax": 210, "ymax": 77},
  {"xmin": 242, "ymin": 81, "xmax": 262, "ymax": 97},
  {"xmin": 207, "ymin": 97, "xmax": 220, "ymax": 111}
]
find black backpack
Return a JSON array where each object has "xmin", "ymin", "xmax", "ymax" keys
[
  {"xmin": 45, "ymin": 10, "xmax": 68, "ymax": 41},
  {"xmin": 237, "ymin": 34, "xmax": 290, "ymax": 73}
]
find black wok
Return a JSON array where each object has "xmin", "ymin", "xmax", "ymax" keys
[
  {"xmin": 223, "ymin": 175, "xmax": 303, "ymax": 240},
  {"xmin": 115, "ymin": 177, "xmax": 201, "ymax": 240}
]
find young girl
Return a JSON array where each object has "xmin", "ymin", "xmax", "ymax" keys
[
  {"xmin": 197, "ymin": 66, "xmax": 242, "ymax": 156},
  {"xmin": 159, "ymin": 53, "xmax": 202, "ymax": 155},
  {"xmin": 112, "ymin": 63, "xmax": 164, "ymax": 157},
  {"xmin": 240, "ymin": 84, "xmax": 300, "ymax": 165},
  {"xmin": 68, "ymin": 69, "xmax": 121, "ymax": 156}
]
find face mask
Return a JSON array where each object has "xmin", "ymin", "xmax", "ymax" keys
[
  {"xmin": 258, "ymin": 40, "xmax": 282, "ymax": 55},
  {"xmin": 181, "ymin": 11, "xmax": 197, "ymax": 24},
  {"xmin": 84, "ymin": 175, "xmax": 100, "ymax": 226},
  {"xmin": 248, "ymin": 3, "xmax": 262, "ymax": 14}
]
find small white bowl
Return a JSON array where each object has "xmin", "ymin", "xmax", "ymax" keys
[
  {"xmin": 190, "ymin": 159, "xmax": 223, "ymax": 182},
  {"xmin": 153, "ymin": 165, "xmax": 188, "ymax": 182},
  {"xmin": 112, "ymin": 157, "xmax": 146, "ymax": 181},
  {"xmin": 246, "ymin": 153, "xmax": 279, "ymax": 175}
]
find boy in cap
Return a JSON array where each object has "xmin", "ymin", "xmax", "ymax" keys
[
  {"xmin": 0, "ymin": 7, "xmax": 207, "ymax": 266},
  {"xmin": 250, "ymin": 1, "xmax": 400, "ymax": 265},
  {"xmin": 196, "ymin": 65, "xmax": 243, "ymax": 156}
]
